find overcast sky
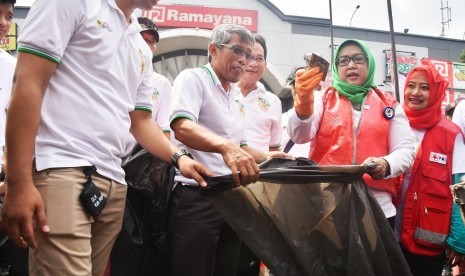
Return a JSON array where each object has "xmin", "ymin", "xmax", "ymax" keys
[
  {"xmin": 269, "ymin": 0, "xmax": 465, "ymax": 40},
  {"xmin": 16, "ymin": 0, "xmax": 465, "ymax": 41}
]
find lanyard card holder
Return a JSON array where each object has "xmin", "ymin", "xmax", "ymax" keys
[{"xmin": 79, "ymin": 165, "xmax": 107, "ymax": 217}]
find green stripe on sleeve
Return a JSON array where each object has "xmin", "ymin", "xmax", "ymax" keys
[
  {"xmin": 135, "ymin": 107, "xmax": 152, "ymax": 112},
  {"xmin": 18, "ymin": 46, "xmax": 61, "ymax": 64},
  {"xmin": 170, "ymin": 114, "xmax": 193, "ymax": 123}
]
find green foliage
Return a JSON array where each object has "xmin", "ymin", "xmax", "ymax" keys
[{"xmin": 460, "ymin": 49, "xmax": 465, "ymax": 63}]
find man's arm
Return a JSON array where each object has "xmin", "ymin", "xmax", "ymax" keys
[
  {"xmin": 130, "ymin": 110, "xmax": 211, "ymax": 186},
  {"xmin": 1, "ymin": 52, "xmax": 56, "ymax": 249},
  {"xmin": 171, "ymin": 118, "xmax": 259, "ymax": 186}
]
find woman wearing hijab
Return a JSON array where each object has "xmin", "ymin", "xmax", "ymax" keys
[
  {"xmin": 287, "ymin": 39, "xmax": 415, "ymax": 224},
  {"xmin": 394, "ymin": 60, "xmax": 465, "ymax": 276}
]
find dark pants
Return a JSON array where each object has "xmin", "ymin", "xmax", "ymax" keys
[
  {"xmin": 168, "ymin": 184, "xmax": 241, "ymax": 276},
  {"xmin": 401, "ymin": 245, "xmax": 445, "ymax": 276}
]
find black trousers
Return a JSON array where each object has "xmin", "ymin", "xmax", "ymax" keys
[
  {"xmin": 167, "ymin": 184, "xmax": 241, "ymax": 276},
  {"xmin": 401, "ymin": 245, "xmax": 445, "ymax": 276}
]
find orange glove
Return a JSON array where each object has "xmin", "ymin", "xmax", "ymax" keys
[{"xmin": 293, "ymin": 67, "xmax": 324, "ymax": 117}]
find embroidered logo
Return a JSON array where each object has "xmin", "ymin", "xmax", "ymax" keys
[
  {"xmin": 138, "ymin": 49, "xmax": 146, "ymax": 73},
  {"xmin": 97, "ymin": 19, "xmax": 113, "ymax": 32},
  {"xmin": 235, "ymin": 100, "xmax": 245, "ymax": 116},
  {"xmin": 258, "ymin": 97, "xmax": 270, "ymax": 111},
  {"xmin": 152, "ymin": 88, "xmax": 159, "ymax": 100},
  {"xmin": 429, "ymin": 152, "xmax": 447, "ymax": 165}
]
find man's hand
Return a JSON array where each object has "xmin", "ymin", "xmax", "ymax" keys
[
  {"xmin": 220, "ymin": 141, "xmax": 259, "ymax": 186},
  {"xmin": 362, "ymin": 157, "xmax": 390, "ymax": 180},
  {"xmin": 177, "ymin": 156, "xmax": 213, "ymax": 187},
  {"xmin": 294, "ymin": 67, "xmax": 324, "ymax": 117},
  {"xmin": 263, "ymin": 151, "xmax": 294, "ymax": 162},
  {"xmin": 0, "ymin": 180, "xmax": 49, "ymax": 249}
]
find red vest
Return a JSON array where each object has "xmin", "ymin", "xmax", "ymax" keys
[
  {"xmin": 310, "ymin": 88, "xmax": 398, "ymax": 194},
  {"xmin": 400, "ymin": 119, "xmax": 461, "ymax": 256}
]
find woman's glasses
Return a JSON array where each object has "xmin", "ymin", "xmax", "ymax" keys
[{"xmin": 336, "ymin": 54, "xmax": 368, "ymax": 66}]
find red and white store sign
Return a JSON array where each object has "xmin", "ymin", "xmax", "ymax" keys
[{"xmin": 141, "ymin": 5, "xmax": 258, "ymax": 32}]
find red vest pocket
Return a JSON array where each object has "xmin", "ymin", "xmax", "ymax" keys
[{"xmin": 413, "ymin": 198, "xmax": 450, "ymax": 254}]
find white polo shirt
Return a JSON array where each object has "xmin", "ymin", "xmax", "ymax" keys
[
  {"xmin": 0, "ymin": 50, "xmax": 16, "ymax": 171},
  {"xmin": 18, "ymin": 0, "xmax": 153, "ymax": 183},
  {"xmin": 124, "ymin": 72, "xmax": 172, "ymax": 156},
  {"xmin": 170, "ymin": 63, "xmax": 247, "ymax": 186},
  {"xmin": 238, "ymin": 82, "xmax": 282, "ymax": 152},
  {"xmin": 151, "ymin": 73, "xmax": 172, "ymax": 133}
]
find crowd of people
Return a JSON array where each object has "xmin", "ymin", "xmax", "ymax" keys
[{"xmin": 0, "ymin": 0, "xmax": 465, "ymax": 275}]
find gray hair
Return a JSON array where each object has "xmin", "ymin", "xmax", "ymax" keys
[{"xmin": 208, "ymin": 24, "xmax": 254, "ymax": 50}]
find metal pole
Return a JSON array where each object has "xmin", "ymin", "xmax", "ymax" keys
[
  {"xmin": 349, "ymin": 5, "xmax": 360, "ymax": 27},
  {"xmin": 387, "ymin": 0, "xmax": 400, "ymax": 101},
  {"xmin": 329, "ymin": 0, "xmax": 334, "ymax": 66}
]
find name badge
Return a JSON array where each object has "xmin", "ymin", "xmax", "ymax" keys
[
  {"xmin": 383, "ymin": 107, "xmax": 395, "ymax": 120},
  {"xmin": 429, "ymin": 152, "xmax": 447, "ymax": 165}
]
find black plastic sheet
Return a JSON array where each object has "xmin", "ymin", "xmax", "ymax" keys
[
  {"xmin": 203, "ymin": 158, "xmax": 411, "ymax": 276},
  {"xmin": 110, "ymin": 147, "xmax": 175, "ymax": 275}
]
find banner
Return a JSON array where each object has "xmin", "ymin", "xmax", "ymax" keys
[
  {"xmin": 385, "ymin": 51, "xmax": 418, "ymax": 81},
  {"xmin": 424, "ymin": 58, "xmax": 465, "ymax": 111},
  {"xmin": 141, "ymin": 5, "xmax": 258, "ymax": 32},
  {"xmin": 452, "ymin": 62, "xmax": 465, "ymax": 90}
]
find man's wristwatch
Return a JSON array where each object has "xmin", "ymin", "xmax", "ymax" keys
[{"xmin": 171, "ymin": 149, "xmax": 194, "ymax": 169}]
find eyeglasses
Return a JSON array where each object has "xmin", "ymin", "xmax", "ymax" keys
[
  {"xmin": 218, "ymin": 44, "xmax": 252, "ymax": 60},
  {"xmin": 249, "ymin": 55, "xmax": 265, "ymax": 64},
  {"xmin": 336, "ymin": 54, "xmax": 368, "ymax": 66}
]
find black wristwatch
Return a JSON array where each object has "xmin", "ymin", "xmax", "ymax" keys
[{"xmin": 171, "ymin": 149, "xmax": 193, "ymax": 169}]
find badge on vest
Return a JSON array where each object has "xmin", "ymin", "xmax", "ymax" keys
[
  {"xmin": 429, "ymin": 152, "xmax": 447, "ymax": 165},
  {"xmin": 383, "ymin": 107, "xmax": 395, "ymax": 120}
]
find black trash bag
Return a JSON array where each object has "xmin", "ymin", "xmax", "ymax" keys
[
  {"xmin": 110, "ymin": 146, "xmax": 175, "ymax": 276},
  {"xmin": 203, "ymin": 158, "xmax": 411, "ymax": 276}
]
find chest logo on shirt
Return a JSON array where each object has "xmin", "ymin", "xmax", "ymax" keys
[
  {"xmin": 152, "ymin": 88, "xmax": 160, "ymax": 100},
  {"xmin": 235, "ymin": 100, "xmax": 245, "ymax": 117},
  {"xmin": 138, "ymin": 49, "xmax": 146, "ymax": 74},
  {"xmin": 429, "ymin": 152, "xmax": 447, "ymax": 165},
  {"xmin": 258, "ymin": 97, "xmax": 270, "ymax": 112},
  {"xmin": 97, "ymin": 19, "xmax": 113, "ymax": 32}
]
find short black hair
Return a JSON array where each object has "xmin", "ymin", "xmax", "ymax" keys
[
  {"xmin": 0, "ymin": 0, "xmax": 16, "ymax": 5},
  {"xmin": 254, "ymin": 34, "xmax": 267, "ymax": 60}
]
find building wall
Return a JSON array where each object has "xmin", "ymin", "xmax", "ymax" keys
[{"xmin": 11, "ymin": 0, "xmax": 465, "ymax": 103}]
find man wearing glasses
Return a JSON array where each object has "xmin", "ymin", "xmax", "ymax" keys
[{"xmin": 168, "ymin": 24, "xmax": 288, "ymax": 276}]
